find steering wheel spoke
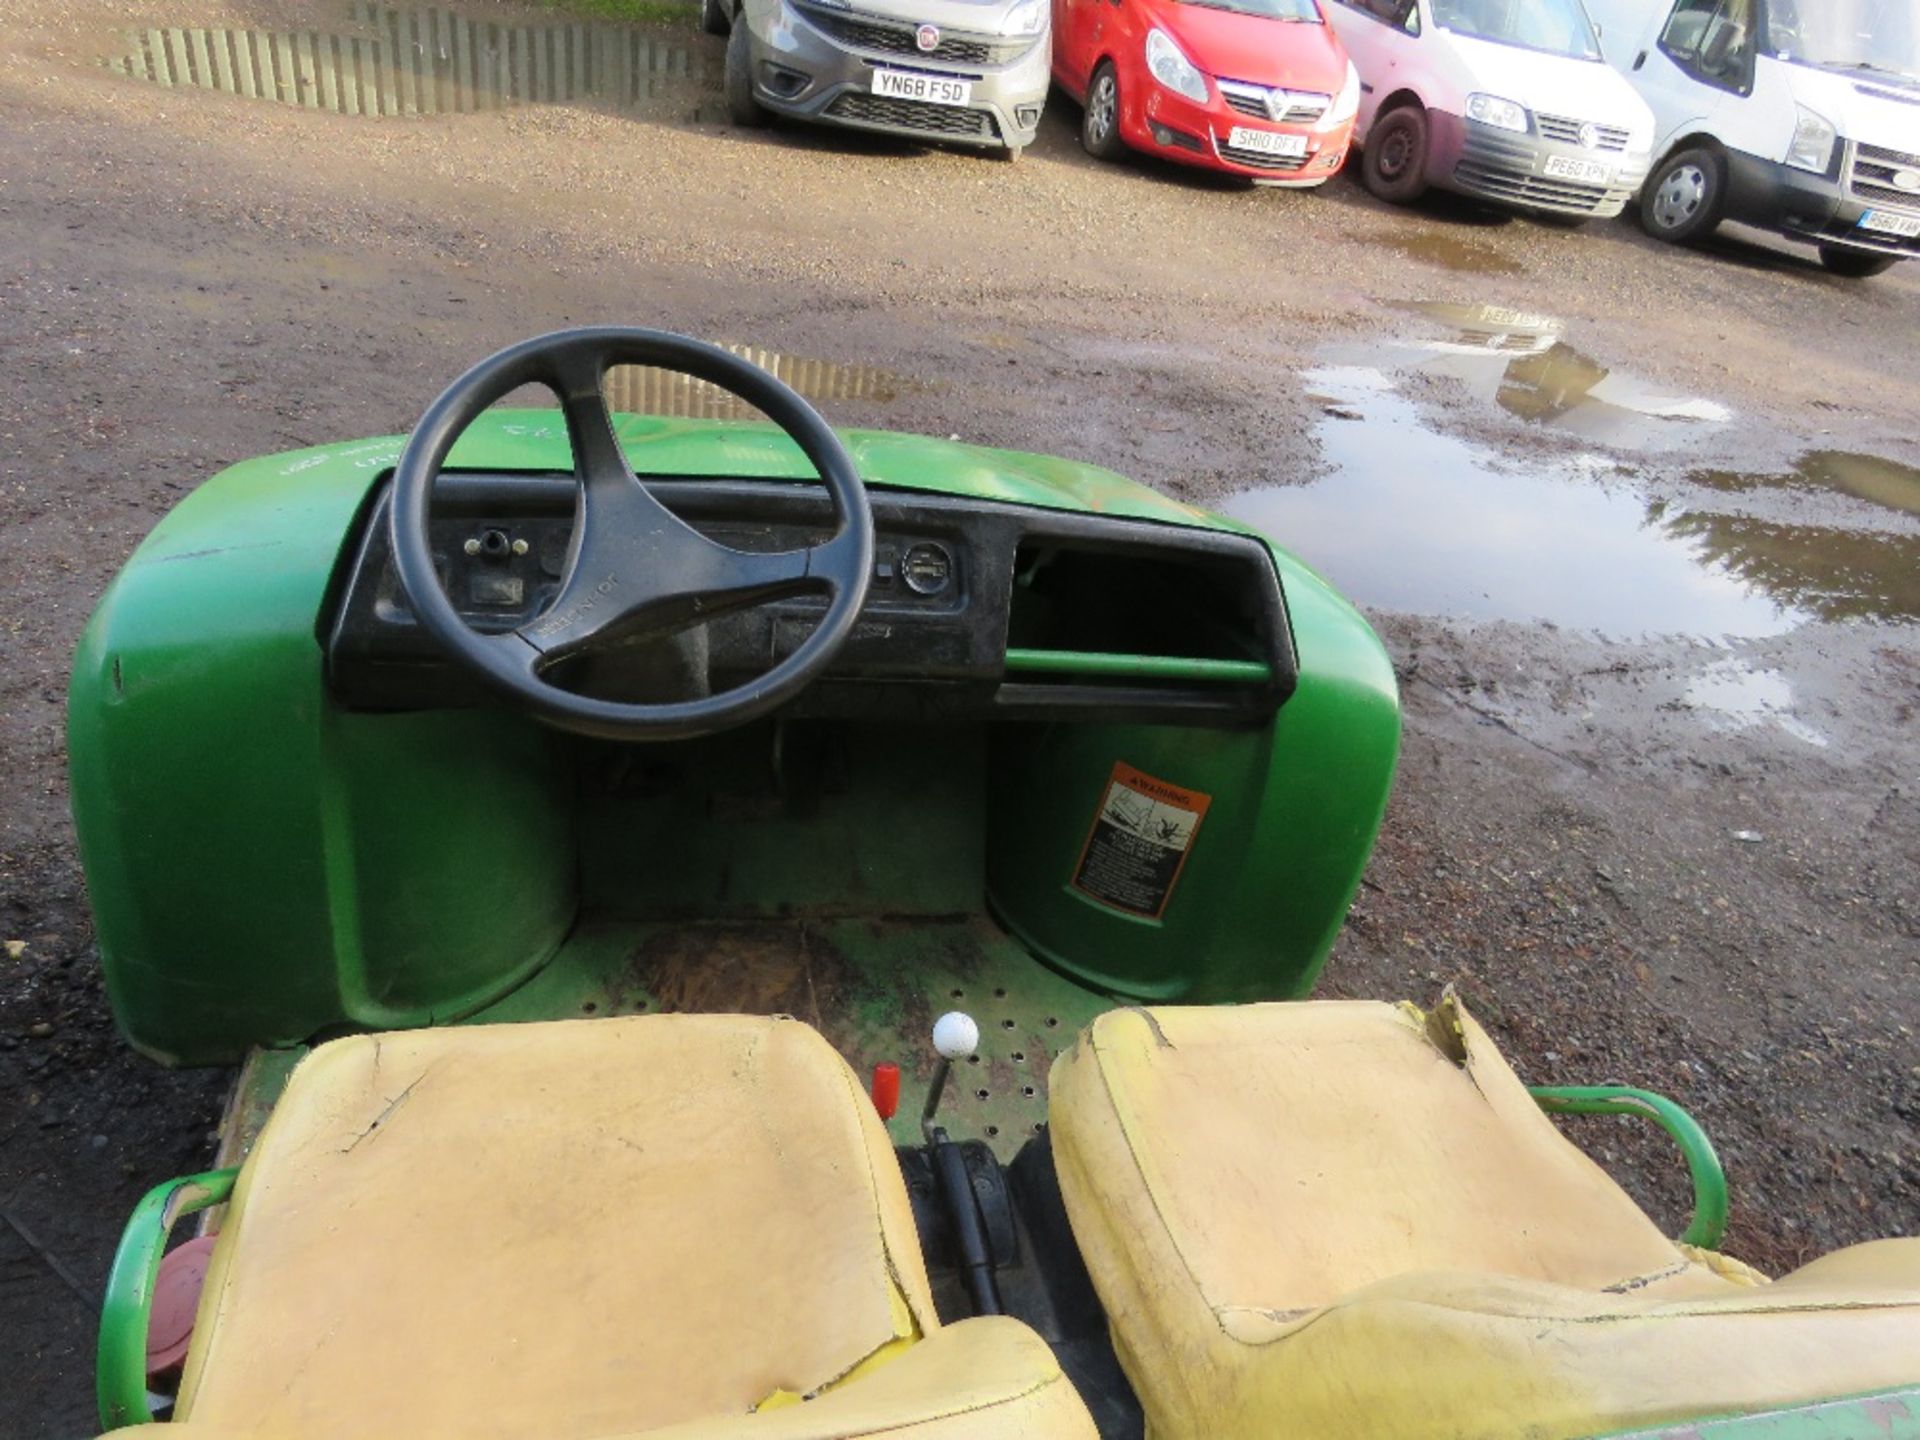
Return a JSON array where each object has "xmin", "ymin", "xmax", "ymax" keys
[{"xmin": 388, "ymin": 327, "xmax": 876, "ymax": 741}]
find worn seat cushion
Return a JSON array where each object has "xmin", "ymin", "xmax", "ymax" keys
[
  {"xmin": 172, "ymin": 1013, "xmax": 1090, "ymax": 1439},
  {"xmin": 1050, "ymin": 1000, "xmax": 1920, "ymax": 1439}
]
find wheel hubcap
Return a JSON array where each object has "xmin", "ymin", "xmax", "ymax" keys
[
  {"xmin": 1378, "ymin": 128, "xmax": 1411, "ymax": 179},
  {"xmin": 1089, "ymin": 75, "xmax": 1115, "ymax": 142},
  {"xmin": 1652, "ymin": 164, "xmax": 1707, "ymax": 231}
]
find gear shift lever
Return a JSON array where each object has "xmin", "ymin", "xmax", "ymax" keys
[
  {"xmin": 919, "ymin": 1011, "xmax": 1001, "ymax": 1316},
  {"xmin": 921, "ymin": 1010, "xmax": 979, "ymax": 1141}
]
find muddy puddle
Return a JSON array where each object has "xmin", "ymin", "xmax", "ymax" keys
[
  {"xmin": 1358, "ymin": 231, "xmax": 1524, "ymax": 277},
  {"xmin": 102, "ymin": 2, "xmax": 708, "ymax": 119},
  {"xmin": 1225, "ymin": 365, "xmax": 1920, "ymax": 639},
  {"xmin": 1358, "ymin": 302, "xmax": 1734, "ymax": 452},
  {"xmin": 1681, "ymin": 658, "xmax": 1830, "ymax": 748}
]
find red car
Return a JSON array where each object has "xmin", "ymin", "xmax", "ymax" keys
[{"xmin": 1052, "ymin": 0, "xmax": 1358, "ymax": 184}]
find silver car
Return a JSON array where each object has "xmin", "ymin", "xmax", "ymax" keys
[{"xmin": 711, "ymin": 0, "xmax": 1050, "ymax": 158}]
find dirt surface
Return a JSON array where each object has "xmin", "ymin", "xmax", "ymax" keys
[{"xmin": 2, "ymin": 1, "xmax": 1917, "ymax": 1433}]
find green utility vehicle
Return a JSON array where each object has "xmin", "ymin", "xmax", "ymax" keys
[{"xmin": 71, "ymin": 330, "xmax": 1917, "ymax": 1438}]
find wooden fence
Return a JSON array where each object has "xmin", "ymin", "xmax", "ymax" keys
[{"xmin": 103, "ymin": 3, "xmax": 702, "ymax": 117}]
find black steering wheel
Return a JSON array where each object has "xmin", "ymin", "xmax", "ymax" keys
[{"xmin": 389, "ymin": 327, "xmax": 876, "ymax": 742}]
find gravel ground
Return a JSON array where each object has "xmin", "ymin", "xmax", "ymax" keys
[{"xmin": 2, "ymin": 1, "xmax": 1917, "ymax": 1433}]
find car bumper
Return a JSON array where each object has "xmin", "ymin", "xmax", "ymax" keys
[
  {"xmin": 1722, "ymin": 145, "xmax": 1920, "ymax": 259},
  {"xmin": 744, "ymin": 0, "xmax": 1049, "ymax": 150},
  {"xmin": 1426, "ymin": 111, "xmax": 1649, "ymax": 217},
  {"xmin": 1130, "ymin": 86, "xmax": 1353, "ymax": 184}
]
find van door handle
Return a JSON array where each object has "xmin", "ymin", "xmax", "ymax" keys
[{"xmin": 1633, "ymin": 49, "xmax": 1647, "ymax": 69}]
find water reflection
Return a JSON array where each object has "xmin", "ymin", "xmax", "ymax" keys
[
  {"xmin": 102, "ymin": 3, "xmax": 704, "ymax": 118},
  {"xmin": 606, "ymin": 346, "xmax": 917, "ymax": 419},
  {"xmin": 1652, "ymin": 502, "xmax": 1920, "ymax": 625},
  {"xmin": 1391, "ymin": 302, "xmax": 1731, "ymax": 449},
  {"xmin": 1689, "ymin": 450, "xmax": 1920, "ymax": 520},
  {"xmin": 1228, "ymin": 366, "xmax": 1914, "ymax": 638}
]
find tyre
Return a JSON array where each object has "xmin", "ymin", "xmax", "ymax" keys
[
  {"xmin": 1817, "ymin": 245, "xmax": 1899, "ymax": 279},
  {"xmin": 1640, "ymin": 146, "xmax": 1725, "ymax": 244},
  {"xmin": 701, "ymin": 0, "xmax": 730, "ymax": 37},
  {"xmin": 724, "ymin": 18, "xmax": 769, "ymax": 128},
  {"xmin": 1362, "ymin": 105, "xmax": 1430, "ymax": 204},
  {"xmin": 1082, "ymin": 63, "xmax": 1125, "ymax": 162}
]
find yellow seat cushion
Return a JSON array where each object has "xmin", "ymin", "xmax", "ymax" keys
[
  {"xmin": 171, "ymin": 1013, "xmax": 1095, "ymax": 1439},
  {"xmin": 1050, "ymin": 1000, "xmax": 1920, "ymax": 1439}
]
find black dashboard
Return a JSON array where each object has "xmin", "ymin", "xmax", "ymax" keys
[{"xmin": 324, "ymin": 473, "xmax": 1297, "ymax": 726}]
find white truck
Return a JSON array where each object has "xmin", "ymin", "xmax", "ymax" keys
[{"xmin": 1584, "ymin": 0, "xmax": 1920, "ymax": 277}]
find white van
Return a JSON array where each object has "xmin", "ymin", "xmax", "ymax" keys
[
  {"xmin": 1327, "ymin": 0, "xmax": 1657, "ymax": 220},
  {"xmin": 1584, "ymin": 0, "xmax": 1920, "ymax": 277}
]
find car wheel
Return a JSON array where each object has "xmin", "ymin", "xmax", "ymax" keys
[
  {"xmin": 1640, "ymin": 146, "xmax": 1724, "ymax": 244},
  {"xmin": 1082, "ymin": 63, "xmax": 1125, "ymax": 161},
  {"xmin": 1817, "ymin": 245, "xmax": 1898, "ymax": 279},
  {"xmin": 1362, "ymin": 105, "xmax": 1429, "ymax": 204},
  {"xmin": 724, "ymin": 17, "xmax": 769, "ymax": 128},
  {"xmin": 701, "ymin": 0, "xmax": 731, "ymax": 36}
]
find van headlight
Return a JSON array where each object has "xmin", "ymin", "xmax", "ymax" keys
[
  {"xmin": 1323, "ymin": 61, "xmax": 1360, "ymax": 127},
  {"xmin": 1002, "ymin": 0, "xmax": 1045, "ymax": 37},
  {"xmin": 1466, "ymin": 92, "xmax": 1529, "ymax": 133},
  {"xmin": 1145, "ymin": 28, "xmax": 1207, "ymax": 104},
  {"xmin": 1785, "ymin": 104, "xmax": 1837, "ymax": 173}
]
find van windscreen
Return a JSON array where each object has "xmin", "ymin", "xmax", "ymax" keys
[{"xmin": 1431, "ymin": 0, "xmax": 1603, "ymax": 59}]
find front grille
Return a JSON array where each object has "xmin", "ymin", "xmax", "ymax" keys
[
  {"xmin": 791, "ymin": 2, "xmax": 1019, "ymax": 67},
  {"xmin": 826, "ymin": 90, "xmax": 997, "ymax": 137},
  {"xmin": 1453, "ymin": 159, "xmax": 1614, "ymax": 211},
  {"xmin": 1217, "ymin": 78, "xmax": 1329, "ymax": 123},
  {"xmin": 1214, "ymin": 135, "xmax": 1309, "ymax": 171},
  {"xmin": 1535, "ymin": 112, "xmax": 1629, "ymax": 152},
  {"xmin": 1850, "ymin": 141, "xmax": 1920, "ymax": 210}
]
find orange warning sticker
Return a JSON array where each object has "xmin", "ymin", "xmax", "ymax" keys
[{"xmin": 1070, "ymin": 762, "xmax": 1213, "ymax": 920}]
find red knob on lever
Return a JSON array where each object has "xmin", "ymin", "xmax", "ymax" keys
[{"xmin": 871, "ymin": 1061, "xmax": 901, "ymax": 1121}]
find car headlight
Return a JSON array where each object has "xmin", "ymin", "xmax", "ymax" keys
[
  {"xmin": 1145, "ymin": 28, "xmax": 1207, "ymax": 104},
  {"xmin": 1466, "ymin": 92, "xmax": 1528, "ymax": 133},
  {"xmin": 1001, "ymin": 0, "xmax": 1045, "ymax": 37},
  {"xmin": 1323, "ymin": 60, "xmax": 1359, "ymax": 127},
  {"xmin": 1785, "ymin": 104, "xmax": 1836, "ymax": 173}
]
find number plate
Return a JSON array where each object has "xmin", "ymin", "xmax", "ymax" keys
[
  {"xmin": 871, "ymin": 70, "xmax": 972, "ymax": 106},
  {"xmin": 1859, "ymin": 208, "xmax": 1920, "ymax": 238},
  {"xmin": 1225, "ymin": 126, "xmax": 1308, "ymax": 157},
  {"xmin": 1544, "ymin": 154, "xmax": 1610, "ymax": 183}
]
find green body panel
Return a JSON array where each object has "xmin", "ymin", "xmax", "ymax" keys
[
  {"xmin": 69, "ymin": 412, "xmax": 1398, "ymax": 1063},
  {"xmin": 1532, "ymin": 1085, "xmax": 1729, "ymax": 1251},
  {"xmin": 1002, "ymin": 648, "xmax": 1275, "ymax": 682},
  {"xmin": 97, "ymin": 1167, "xmax": 238, "ymax": 1430},
  {"xmin": 987, "ymin": 531, "xmax": 1400, "ymax": 1002},
  {"xmin": 1593, "ymin": 1388, "xmax": 1920, "ymax": 1439}
]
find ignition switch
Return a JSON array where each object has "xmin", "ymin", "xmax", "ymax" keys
[{"xmin": 462, "ymin": 528, "xmax": 518, "ymax": 561}]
